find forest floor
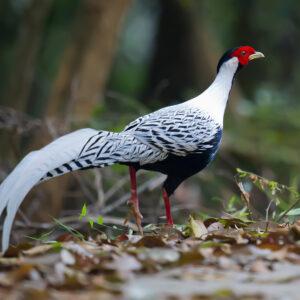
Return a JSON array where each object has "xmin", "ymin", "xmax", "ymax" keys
[{"xmin": 1, "ymin": 216, "xmax": 300, "ymax": 300}]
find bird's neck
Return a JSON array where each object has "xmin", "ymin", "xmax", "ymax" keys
[{"xmin": 186, "ymin": 59, "xmax": 239, "ymax": 126}]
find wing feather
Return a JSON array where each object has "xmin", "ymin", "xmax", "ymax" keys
[{"xmin": 123, "ymin": 106, "xmax": 221, "ymax": 156}]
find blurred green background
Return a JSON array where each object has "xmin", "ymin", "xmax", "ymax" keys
[{"xmin": 0, "ymin": 0, "xmax": 299, "ymax": 234}]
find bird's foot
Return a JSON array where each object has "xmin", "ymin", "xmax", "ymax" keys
[
  {"xmin": 167, "ymin": 217, "xmax": 174, "ymax": 227},
  {"xmin": 124, "ymin": 198, "xmax": 143, "ymax": 233},
  {"xmin": 162, "ymin": 188, "xmax": 174, "ymax": 227}
]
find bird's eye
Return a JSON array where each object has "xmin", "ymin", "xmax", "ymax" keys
[{"xmin": 241, "ymin": 51, "xmax": 247, "ymax": 56}]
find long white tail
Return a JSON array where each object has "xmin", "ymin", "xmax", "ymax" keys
[
  {"xmin": 0, "ymin": 128, "xmax": 105, "ymax": 252},
  {"xmin": 0, "ymin": 125, "xmax": 164, "ymax": 252}
]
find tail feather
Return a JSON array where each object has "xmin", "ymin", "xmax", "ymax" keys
[
  {"xmin": 38, "ymin": 131, "xmax": 118, "ymax": 183},
  {"xmin": 0, "ymin": 127, "xmax": 164, "ymax": 252},
  {"xmin": 0, "ymin": 128, "xmax": 99, "ymax": 252}
]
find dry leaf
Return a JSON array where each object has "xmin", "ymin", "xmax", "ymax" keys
[
  {"xmin": 207, "ymin": 221, "xmax": 224, "ymax": 232},
  {"xmin": 138, "ymin": 248, "xmax": 180, "ymax": 264},
  {"xmin": 2, "ymin": 216, "xmax": 300, "ymax": 299},
  {"xmin": 134, "ymin": 236, "xmax": 167, "ymax": 248},
  {"xmin": 60, "ymin": 249, "xmax": 75, "ymax": 265},
  {"xmin": 190, "ymin": 216, "xmax": 208, "ymax": 238},
  {"xmin": 23, "ymin": 245, "xmax": 53, "ymax": 256},
  {"xmin": 104, "ymin": 253, "xmax": 142, "ymax": 271},
  {"xmin": 248, "ymin": 260, "xmax": 269, "ymax": 273}
]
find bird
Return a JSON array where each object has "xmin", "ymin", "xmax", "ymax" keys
[{"xmin": 0, "ymin": 46, "xmax": 264, "ymax": 252}]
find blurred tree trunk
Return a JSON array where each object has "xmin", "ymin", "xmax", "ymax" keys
[
  {"xmin": 0, "ymin": 0, "xmax": 53, "ymax": 169},
  {"xmin": 36, "ymin": 0, "xmax": 131, "ymax": 219},
  {"xmin": 47, "ymin": 0, "xmax": 131, "ymax": 127},
  {"xmin": 143, "ymin": 0, "xmax": 242, "ymax": 111},
  {"xmin": 0, "ymin": 0, "xmax": 4, "ymax": 13},
  {"xmin": 4, "ymin": 0, "xmax": 54, "ymax": 111}
]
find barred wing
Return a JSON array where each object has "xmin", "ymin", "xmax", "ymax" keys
[{"xmin": 123, "ymin": 106, "xmax": 221, "ymax": 156}]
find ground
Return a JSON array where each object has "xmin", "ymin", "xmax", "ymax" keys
[{"xmin": 1, "ymin": 216, "xmax": 300, "ymax": 300}]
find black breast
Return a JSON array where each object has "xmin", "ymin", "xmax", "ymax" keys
[{"xmin": 127, "ymin": 127, "xmax": 223, "ymax": 195}]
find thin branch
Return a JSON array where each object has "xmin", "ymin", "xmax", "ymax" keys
[
  {"xmin": 16, "ymin": 209, "xmax": 31, "ymax": 225},
  {"xmin": 94, "ymin": 169, "xmax": 105, "ymax": 208},
  {"xmin": 104, "ymin": 174, "xmax": 129, "ymax": 202},
  {"xmin": 0, "ymin": 215, "xmax": 135, "ymax": 231},
  {"xmin": 276, "ymin": 197, "xmax": 300, "ymax": 223},
  {"xmin": 265, "ymin": 199, "xmax": 273, "ymax": 223},
  {"xmin": 73, "ymin": 172, "xmax": 96, "ymax": 204}
]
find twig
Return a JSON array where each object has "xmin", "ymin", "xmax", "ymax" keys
[
  {"xmin": 73, "ymin": 172, "xmax": 95, "ymax": 204},
  {"xmin": 94, "ymin": 169, "xmax": 105, "ymax": 208},
  {"xmin": 234, "ymin": 174, "xmax": 253, "ymax": 220},
  {"xmin": 2, "ymin": 220, "xmax": 52, "ymax": 230},
  {"xmin": 0, "ymin": 105, "xmax": 42, "ymax": 134},
  {"xmin": 58, "ymin": 214, "xmax": 135, "ymax": 228},
  {"xmin": 0, "ymin": 215, "xmax": 135, "ymax": 231},
  {"xmin": 45, "ymin": 119, "xmax": 59, "ymax": 139},
  {"xmin": 104, "ymin": 174, "xmax": 129, "ymax": 202},
  {"xmin": 276, "ymin": 197, "xmax": 300, "ymax": 223},
  {"xmin": 265, "ymin": 199, "xmax": 273, "ymax": 223},
  {"xmin": 17, "ymin": 209, "xmax": 31, "ymax": 225},
  {"xmin": 264, "ymin": 199, "xmax": 273, "ymax": 232}
]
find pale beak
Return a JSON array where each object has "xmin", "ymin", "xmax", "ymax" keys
[{"xmin": 249, "ymin": 51, "xmax": 265, "ymax": 61}]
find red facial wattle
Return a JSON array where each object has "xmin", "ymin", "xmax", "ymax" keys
[{"xmin": 230, "ymin": 46, "xmax": 256, "ymax": 66}]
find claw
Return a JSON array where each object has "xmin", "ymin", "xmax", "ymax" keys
[
  {"xmin": 124, "ymin": 199, "xmax": 143, "ymax": 233},
  {"xmin": 124, "ymin": 167, "xmax": 143, "ymax": 233}
]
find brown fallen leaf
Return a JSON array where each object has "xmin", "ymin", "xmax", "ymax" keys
[
  {"xmin": 197, "ymin": 246, "xmax": 214, "ymax": 259},
  {"xmin": 190, "ymin": 216, "xmax": 207, "ymax": 238},
  {"xmin": 207, "ymin": 221, "xmax": 224, "ymax": 232},
  {"xmin": 138, "ymin": 248, "xmax": 180, "ymax": 265},
  {"xmin": 291, "ymin": 220, "xmax": 300, "ymax": 238},
  {"xmin": 286, "ymin": 250, "xmax": 300, "ymax": 264},
  {"xmin": 235, "ymin": 178, "xmax": 251, "ymax": 208},
  {"xmin": 56, "ymin": 233, "xmax": 80, "ymax": 242},
  {"xmin": 49, "ymin": 262, "xmax": 88, "ymax": 288},
  {"xmin": 219, "ymin": 217, "xmax": 249, "ymax": 228},
  {"xmin": 179, "ymin": 248, "xmax": 204, "ymax": 265},
  {"xmin": 3, "ymin": 242, "xmax": 34, "ymax": 258},
  {"xmin": 0, "ymin": 256, "xmax": 21, "ymax": 267},
  {"xmin": 267, "ymin": 246, "xmax": 288, "ymax": 261},
  {"xmin": 60, "ymin": 249, "xmax": 76, "ymax": 265},
  {"xmin": 0, "ymin": 273, "xmax": 13, "ymax": 287},
  {"xmin": 23, "ymin": 244, "xmax": 53, "ymax": 256},
  {"xmin": 23, "ymin": 253, "xmax": 61, "ymax": 266},
  {"xmin": 117, "ymin": 233, "xmax": 129, "ymax": 241},
  {"xmin": 218, "ymin": 255, "xmax": 241, "ymax": 271},
  {"xmin": 248, "ymin": 260, "xmax": 269, "ymax": 273},
  {"xmin": 157, "ymin": 226, "xmax": 185, "ymax": 240},
  {"xmin": 22, "ymin": 288, "xmax": 51, "ymax": 300},
  {"xmin": 103, "ymin": 252, "xmax": 142, "ymax": 272},
  {"xmin": 134, "ymin": 236, "xmax": 167, "ymax": 248},
  {"xmin": 205, "ymin": 229, "xmax": 248, "ymax": 245},
  {"xmin": 260, "ymin": 230, "xmax": 294, "ymax": 246},
  {"xmin": 7, "ymin": 264, "xmax": 35, "ymax": 282},
  {"xmin": 247, "ymin": 221, "xmax": 279, "ymax": 232}
]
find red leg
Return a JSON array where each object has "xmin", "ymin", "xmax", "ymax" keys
[
  {"xmin": 125, "ymin": 166, "xmax": 143, "ymax": 232},
  {"xmin": 162, "ymin": 188, "xmax": 174, "ymax": 227}
]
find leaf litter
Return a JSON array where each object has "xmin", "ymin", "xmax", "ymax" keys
[
  {"xmin": 0, "ymin": 216, "xmax": 300, "ymax": 300},
  {"xmin": 2, "ymin": 169, "xmax": 300, "ymax": 299}
]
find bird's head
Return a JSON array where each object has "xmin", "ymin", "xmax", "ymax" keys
[{"xmin": 217, "ymin": 46, "xmax": 264, "ymax": 73}]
